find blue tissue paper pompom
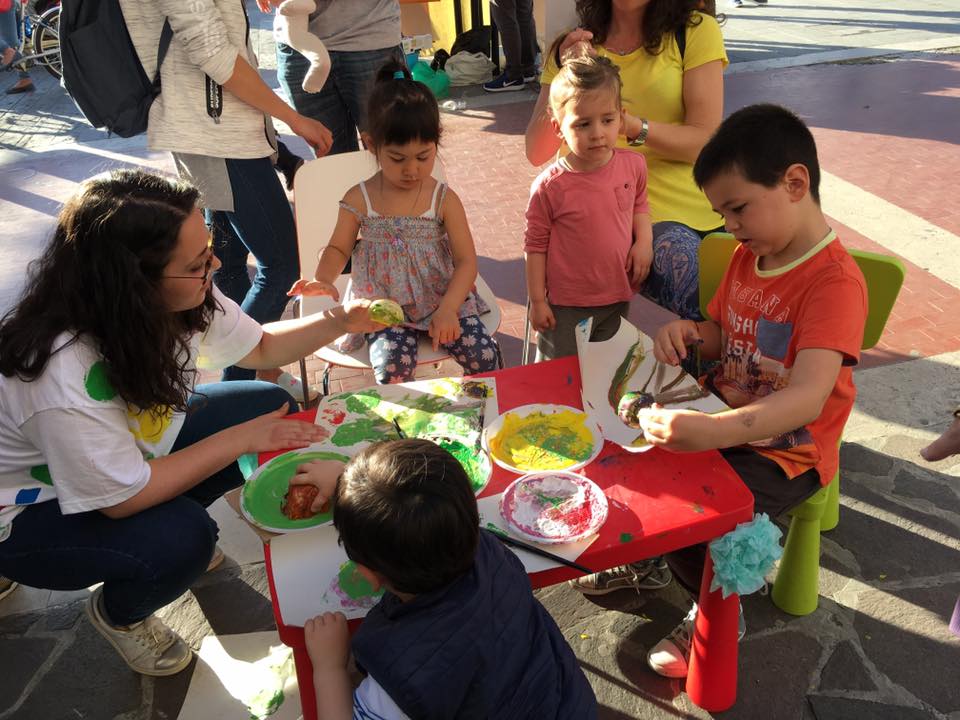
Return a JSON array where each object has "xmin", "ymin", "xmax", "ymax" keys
[{"xmin": 708, "ymin": 513, "xmax": 783, "ymax": 599}]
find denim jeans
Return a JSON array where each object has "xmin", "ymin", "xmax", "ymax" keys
[
  {"xmin": 276, "ymin": 42, "xmax": 402, "ymax": 155},
  {"xmin": 0, "ymin": 382, "xmax": 296, "ymax": 625},
  {"xmin": 207, "ymin": 157, "xmax": 299, "ymax": 381},
  {"xmin": 0, "ymin": 6, "xmax": 18, "ymax": 52},
  {"xmin": 489, "ymin": 0, "xmax": 537, "ymax": 81}
]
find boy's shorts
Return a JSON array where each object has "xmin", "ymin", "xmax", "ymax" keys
[{"xmin": 535, "ymin": 301, "xmax": 629, "ymax": 362}]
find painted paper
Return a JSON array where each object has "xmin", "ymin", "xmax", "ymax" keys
[{"xmin": 576, "ymin": 318, "xmax": 728, "ymax": 451}]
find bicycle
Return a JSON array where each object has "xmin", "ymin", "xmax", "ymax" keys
[{"xmin": 2, "ymin": 0, "xmax": 61, "ymax": 80}]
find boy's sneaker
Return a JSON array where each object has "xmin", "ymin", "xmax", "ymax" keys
[
  {"xmin": 568, "ymin": 557, "xmax": 672, "ymax": 595},
  {"xmin": 483, "ymin": 72, "xmax": 527, "ymax": 93},
  {"xmin": 647, "ymin": 602, "xmax": 746, "ymax": 678},
  {"xmin": 0, "ymin": 576, "xmax": 18, "ymax": 601},
  {"xmin": 86, "ymin": 587, "xmax": 193, "ymax": 677}
]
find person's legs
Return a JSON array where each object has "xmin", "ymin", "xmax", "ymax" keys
[
  {"xmin": 515, "ymin": 0, "xmax": 537, "ymax": 78},
  {"xmin": 277, "ymin": 42, "xmax": 359, "ymax": 155},
  {"xmin": 489, "ymin": 0, "xmax": 523, "ymax": 81},
  {"xmin": 335, "ymin": 46, "xmax": 404, "ymax": 138},
  {"xmin": 641, "ymin": 221, "xmax": 705, "ymax": 321},
  {"xmin": 443, "ymin": 315, "xmax": 500, "ymax": 375},
  {"xmin": 535, "ymin": 303, "xmax": 627, "ymax": 361},
  {"xmin": 588, "ymin": 301, "xmax": 630, "ymax": 343},
  {"xmin": 0, "ymin": 6, "xmax": 19, "ymax": 58},
  {"xmin": 367, "ymin": 325, "xmax": 420, "ymax": 384},
  {"xmin": 213, "ymin": 157, "xmax": 300, "ymax": 382}
]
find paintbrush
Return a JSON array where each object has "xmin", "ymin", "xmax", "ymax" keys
[
  {"xmin": 392, "ymin": 418, "xmax": 405, "ymax": 439},
  {"xmin": 490, "ymin": 530, "xmax": 593, "ymax": 575}
]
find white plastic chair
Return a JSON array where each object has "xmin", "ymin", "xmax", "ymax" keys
[{"xmin": 292, "ymin": 150, "xmax": 502, "ymax": 398}]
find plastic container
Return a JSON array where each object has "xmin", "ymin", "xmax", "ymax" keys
[
  {"xmin": 405, "ymin": 51, "xmax": 419, "ymax": 70},
  {"xmin": 411, "ymin": 60, "xmax": 450, "ymax": 99}
]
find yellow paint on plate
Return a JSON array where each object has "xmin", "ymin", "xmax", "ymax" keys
[{"xmin": 489, "ymin": 410, "xmax": 595, "ymax": 471}]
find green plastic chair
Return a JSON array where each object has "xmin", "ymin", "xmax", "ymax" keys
[{"xmin": 697, "ymin": 232, "xmax": 905, "ymax": 615}]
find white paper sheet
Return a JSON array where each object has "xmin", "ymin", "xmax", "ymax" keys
[
  {"xmin": 576, "ymin": 317, "xmax": 728, "ymax": 451},
  {"xmin": 177, "ymin": 632, "xmax": 301, "ymax": 720},
  {"xmin": 476, "ymin": 495, "xmax": 597, "ymax": 574}
]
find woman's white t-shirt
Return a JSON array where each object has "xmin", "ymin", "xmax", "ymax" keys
[{"xmin": 0, "ymin": 287, "xmax": 262, "ymax": 541}]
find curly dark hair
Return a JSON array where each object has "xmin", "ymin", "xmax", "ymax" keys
[
  {"xmin": 575, "ymin": 0, "xmax": 719, "ymax": 55},
  {"xmin": 0, "ymin": 169, "xmax": 217, "ymax": 413}
]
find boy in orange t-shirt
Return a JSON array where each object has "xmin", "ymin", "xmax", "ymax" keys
[{"xmin": 640, "ymin": 104, "xmax": 867, "ymax": 678}]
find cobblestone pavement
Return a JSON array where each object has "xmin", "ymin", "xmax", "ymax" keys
[{"xmin": 0, "ymin": 2, "xmax": 958, "ymax": 719}]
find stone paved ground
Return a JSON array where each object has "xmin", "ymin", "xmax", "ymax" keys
[{"xmin": 1, "ymin": 2, "xmax": 959, "ymax": 719}]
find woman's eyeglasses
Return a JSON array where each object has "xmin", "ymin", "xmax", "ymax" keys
[{"xmin": 164, "ymin": 236, "xmax": 215, "ymax": 283}]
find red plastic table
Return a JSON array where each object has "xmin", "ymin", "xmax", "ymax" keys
[{"xmin": 258, "ymin": 356, "xmax": 754, "ymax": 717}]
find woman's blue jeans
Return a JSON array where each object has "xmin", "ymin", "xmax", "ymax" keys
[
  {"xmin": 207, "ymin": 157, "xmax": 300, "ymax": 381},
  {"xmin": 0, "ymin": 382, "xmax": 296, "ymax": 625}
]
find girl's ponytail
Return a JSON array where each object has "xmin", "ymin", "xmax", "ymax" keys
[{"xmin": 366, "ymin": 58, "xmax": 441, "ymax": 151}]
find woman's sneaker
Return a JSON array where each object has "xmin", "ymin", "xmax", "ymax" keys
[
  {"xmin": 647, "ymin": 602, "xmax": 747, "ymax": 678},
  {"xmin": 86, "ymin": 587, "xmax": 193, "ymax": 676},
  {"xmin": 568, "ymin": 557, "xmax": 672, "ymax": 595},
  {"xmin": 0, "ymin": 576, "xmax": 18, "ymax": 601}
]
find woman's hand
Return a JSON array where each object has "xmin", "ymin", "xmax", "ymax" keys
[
  {"xmin": 289, "ymin": 459, "xmax": 345, "ymax": 512},
  {"xmin": 428, "ymin": 307, "xmax": 461, "ymax": 351},
  {"xmin": 529, "ymin": 299, "xmax": 556, "ymax": 333},
  {"xmin": 654, "ymin": 319, "xmax": 701, "ymax": 366},
  {"xmin": 288, "ymin": 278, "xmax": 340, "ymax": 301},
  {"xmin": 558, "ymin": 28, "xmax": 596, "ymax": 64},
  {"xmin": 304, "ymin": 612, "xmax": 350, "ymax": 671},
  {"xmin": 626, "ymin": 240, "xmax": 654, "ymax": 289},
  {"xmin": 235, "ymin": 405, "xmax": 328, "ymax": 455},
  {"xmin": 637, "ymin": 406, "xmax": 719, "ymax": 453},
  {"xmin": 289, "ymin": 114, "xmax": 333, "ymax": 157}
]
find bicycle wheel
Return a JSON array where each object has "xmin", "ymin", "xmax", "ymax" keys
[{"xmin": 32, "ymin": 6, "xmax": 61, "ymax": 80}]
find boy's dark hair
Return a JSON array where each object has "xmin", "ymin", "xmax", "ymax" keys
[
  {"xmin": 366, "ymin": 60, "xmax": 442, "ymax": 150},
  {"xmin": 333, "ymin": 439, "xmax": 479, "ymax": 594},
  {"xmin": 694, "ymin": 103, "xmax": 822, "ymax": 204}
]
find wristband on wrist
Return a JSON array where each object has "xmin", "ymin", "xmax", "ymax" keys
[{"xmin": 628, "ymin": 117, "xmax": 649, "ymax": 146}]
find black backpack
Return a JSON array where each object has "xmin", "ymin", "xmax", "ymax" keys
[{"xmin": 60, "ymin": 0, "xmax": 172, "ymax": 138}]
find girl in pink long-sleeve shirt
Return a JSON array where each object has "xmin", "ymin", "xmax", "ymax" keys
[{"xmin": 524, "ymin": 55, "xmax": 654, "ymax": 360}]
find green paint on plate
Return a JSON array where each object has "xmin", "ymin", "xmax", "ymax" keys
[
  {"xmin": 29, "ymin": 465, "xmax": 53, "ymax": 486},
  {"xmin": 338, "ymin": 560, "xmax": 383, "ymax": 600},
  {"xmin": 242, "ymin": 450, "xmax": 349, "ymax": 531},
  {"xmin": 84, "ymin": 361, "xmax": 117, "ymax": 401},
  {"xmin": 619, "ymin": 532, "xmax": 633, "ymax": 543}
]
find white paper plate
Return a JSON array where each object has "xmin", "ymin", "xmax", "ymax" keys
[
  {"xmin": 482, "ymin": 403, "xmax": 604, "ymax": 474},
  {"xmin": 500, "ymin": 471, "xmax": 608, "ymax": 544}
]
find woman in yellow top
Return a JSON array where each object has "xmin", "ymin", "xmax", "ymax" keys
[{"xmin": 525, "ymin": 0, "xmax": 727, "ymax": 320}]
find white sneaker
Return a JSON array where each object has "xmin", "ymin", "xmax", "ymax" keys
[
  {"xmin": 86, "ymin": 587, "xmax": 193, "ymax": 677},
  {"xmin": 0, "ymin": 576, "xmax": 18, "ymax": 601},
  {"xmin": 647, "ymin": 602, "xmax": 746, "ymax": 678},
  {"xmin": 276, "ymin": 371, "xmax": 318, "ymax": 403}
]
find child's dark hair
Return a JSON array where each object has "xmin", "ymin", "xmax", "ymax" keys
[
  {"xmin": 333, "ymin": 439, "xmax": 479, "ymax": 594},
  {"xmin": 694, "ymin": 104, "xmax": 822, "ymax": 204},
  {"xmin": 366, "ymin": 60, "xmax": 442, "ymax": 150}
]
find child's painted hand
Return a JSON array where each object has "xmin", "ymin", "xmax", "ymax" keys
[
  {"xmin": 429, "ymin": 307, "xmax": 461, "ymax": 351},
  {"xmin": 529, "ymin": 299, "xmax": 556, "ymax": 333},
  {"xmin": 289, "ymin": 459, "xmax": 345, "ymax": 512},
  {"xmin": 288, "ymin": 278, "xmax": 340, "ymax": 301},
  {"xmin": 304, "ymin": 612, "xmax": 350, "ymax": 672},
  {"xmin": 637, "ymin": 405, "xmax": 719, "ymax": 453},
  {"xmin": 654, "ymin": 319, "xmax": 701, "ymax": 366},
  {"xmin": 626, "ymin": 240, "xmax": 654, "ymax": 289}
]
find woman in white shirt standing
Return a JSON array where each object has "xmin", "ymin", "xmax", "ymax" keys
[
  {"xmin": 120, "ymin": 0, "xmax": 333, "ymax": 394},
  {"xmin": 0, "ymin": 170, "xmax": 382, "ymax": 676}
]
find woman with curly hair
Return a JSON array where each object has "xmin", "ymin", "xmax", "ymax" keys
[
  {"xmin": 525, "ymin": 0, "xmax": 727, "ymax": 321},
  {"xmin": 0, "ymin": 169, "xmax": 382, "ymax": 677}
]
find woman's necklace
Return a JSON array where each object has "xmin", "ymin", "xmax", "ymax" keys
[{"xmin": 605, "ymin": 41, "xmax": 643, "ymax": 56}]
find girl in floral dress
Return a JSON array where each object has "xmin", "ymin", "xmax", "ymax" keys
[{"xmin": 290, "ymin": 60, "xmax": 498, "ymax": 384}]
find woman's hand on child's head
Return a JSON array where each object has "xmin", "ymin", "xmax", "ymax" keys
[
  {"xmin": 290, "ymin": 459, "xmax": 345, "ymax": 512},
  {"xmin": 637, "ymin": 406, "xmax": 718, "ymax": 453},
  {"xmin": 237, "ymin": 404, "xmax": 329, "ymax": 455},
  {"xmin": 559, "ymin": 28, "xmax": 595, "ymax": 64},
  {"xmin": 529, "ymin": 299, "xmax": 556, "ymax": 333},
  {"xmin": 626, "ymin": 241, "xmax": 654, "ymax": 289},
  {"xmin": 288, "ymin": 278, "xmax": 340, "ymax": 301},
  {"xmin": 654, "ymin": 320, "xmax": 701, "ymax": 366},
  {"xmin": 304, "ymin": 612, "xmax": 350, "ymax": 670},
  {"xmin": 290, "ymin": 114, "xmax": 333, "ymax": 157},
  {"xmin": 428, "ymin": 307, "xmax": 461, "ymax": 351}
]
